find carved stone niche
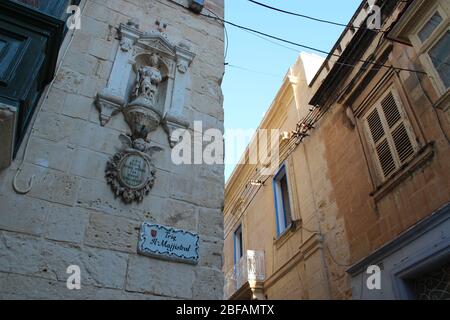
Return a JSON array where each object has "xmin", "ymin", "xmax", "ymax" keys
[
  {"xmin": 95, "ymin": 20, "xmax": 195, "ymax": 146},
  {"xmin": 97, "ymin": 21, "xmax": 195, "ymax": 203}
]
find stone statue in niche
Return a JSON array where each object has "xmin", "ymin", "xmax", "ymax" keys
[
  {"xmin": 124, "ymin": 52, "xmax": 167, "ymax": 142},
  {"xmin": 97, "ymin": 20, "xmax": 196, "ymax": 204},
  {"xmin": 132, "ymin": 53, "xmax": 163, "ymax": 109}
]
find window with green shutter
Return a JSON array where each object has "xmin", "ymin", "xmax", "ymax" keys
[{"xmin": 0, "ymin": 0, "xmax": 80, "ymax": 160}]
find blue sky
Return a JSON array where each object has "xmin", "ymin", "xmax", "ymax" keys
[{"xmin": 222, "ymin": 0, "xmax": 361, "ymax": 180}]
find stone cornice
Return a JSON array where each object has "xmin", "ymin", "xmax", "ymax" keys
[{"xmin": 388, "ymin": 0, "xmax": 430, "ymax": 44}]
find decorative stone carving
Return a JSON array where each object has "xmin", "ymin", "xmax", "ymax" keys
[
  {"xmin": 97, "ymin": 20, "xmax": 195, "ymax": 203},
  {"xmin": 123, "ymin": 106, "xmax": 161, "ymax": 140},
  {"xmin": 130, "ymin": 53, "xmax": 163, "ymax": 110},
  {"xmin": 163, "ymin": 115, "xmax": 190, "ymax": 148},
  {"xmin": 95, "ymin": 91, "xmax": 123, "ymax": 126},
  {"xmin": 120, "ymin": 37, "xmax": 134, "ymax": 52},
  {"xmin": 177, "ymin": 60, "xmax": 189, "ymax": 74},
  {"xmin": 96, "ymin": 21, "xmax": 194, "ymax": 130},
  {"xmin": 155, "ymin": 20, "xmax": 167, "ymax": 33},
  {"xmin": 106, "ymin": 134, "xmax": 162, "ymax": 203}
]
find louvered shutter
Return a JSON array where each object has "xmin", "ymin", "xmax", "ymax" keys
[
  {"xmin": 367, "ymin": 108, "xmax": 397, "ymax": 178},
  {"xmin": 365, "ymin": 90, "xmax": 417, "ymax": 181},
  {"xmin": 381, "ymin": 92, "xmax": 415, "ymax": 165}
]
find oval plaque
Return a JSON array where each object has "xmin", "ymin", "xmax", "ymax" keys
[
  {"xmin": 106, "ymin": 150, "xmax": 156, "ymax": 204},
  {"xmin": 119, "ymin": 154, "xmax": 150, "ymax": 189}
]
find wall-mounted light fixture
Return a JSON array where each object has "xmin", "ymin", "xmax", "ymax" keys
[{"xmin": 189, "ymin": 0, "xmax": 205, "ymax": 14}]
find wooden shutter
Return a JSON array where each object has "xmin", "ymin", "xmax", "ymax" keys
[
  {"xmin": 381, "ymin": 92, "xmax": 415, "ymax": 165},
  {"xmin": 365, "ymin": 90, "xmax": 416, "ymax": 180},
  {"xmin": 367, "ymin": 108, "xmax": 397, "ymax": 178}
]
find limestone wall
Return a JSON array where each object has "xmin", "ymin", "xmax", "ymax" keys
[{"xmin": 0, "ymin": 0, "xmax": 225, "ymax": 300}]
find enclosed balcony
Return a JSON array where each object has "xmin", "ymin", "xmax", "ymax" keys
[
  {"xmin": 224, "ymin": 250, "xmax": 266, "ymax": 300},
  {"xmin": 0, "ymin": 0, "xmax": 80, "ymax": 170}
]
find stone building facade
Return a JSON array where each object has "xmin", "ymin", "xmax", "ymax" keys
[
  {"xmin": 224, "ymin": 0, "xmax": 449, "ymax": 300},
  {"xmin": 0, "ymin": 0, "xmax": 225, "ymax": 299}
]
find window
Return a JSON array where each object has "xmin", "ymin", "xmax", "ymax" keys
[
  {"xmin": 234, "ymin": 225, "xmax": 243, "ymax": 266},
  {"xmin": 418, "ymin": 12, "xmax": 443, "ymax": 43},
  {"xmin": 364, "ymin": 89, "xmax": 417, "ymax": 181},
  {"xmin": 409, "ymin": 263, "xmax": 450, "ymax": 300},
  {"xmin": 12, "ymin": 0, "xmax": 74, "ymax": 18},
  {"xmin": 0, "ymin": 0, "xmax": 80, "ymax": 164},
  {"xmin": 428, "ymin": 30, "xmax": 450, "ymax": 89},
  {"xmin": 273, "ymin": 165, "xmax": 293, "ymax": 236},
  {"xmin": 411, "ymin": 6, "xmax": 450, "ymax": 94}
]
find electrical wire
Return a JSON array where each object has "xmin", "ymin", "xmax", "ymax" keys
[
  {"xmin": 239, "ymin": 25, "xmax": 392, "ymax": 76},
  {"xmin": 169, "ymin": 0, "xmax": 426, "ymax": 75},
  {"xmin": 204, "ymin": 6, "xmax": 229, "ymax": 60},
  {"xmin": 248, "ymin": 0, "xmax": 385, "ymax": 32},
  {"xmin": 220, "ymin": 18, "xmax": 426, "ymax": 74},
  {"xmin": 225, "ymin": 63, "xmax": 281, "ymax": 78},
  {"xmin": 306, "ymin": 28, "xmax": 389, "ymax": 127},
  {"xmin": 241, "ymin": 27, "xmax": 300, "ymax": 53}
]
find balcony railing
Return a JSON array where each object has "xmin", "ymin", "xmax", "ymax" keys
[{"xmin": 224, "ymin": 250, "xmax": 265, "ymax": 299}]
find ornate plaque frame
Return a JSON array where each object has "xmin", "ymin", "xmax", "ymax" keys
[{"xmin": 106, "ymin": 150, "xmax": 156, "ymax": 203}]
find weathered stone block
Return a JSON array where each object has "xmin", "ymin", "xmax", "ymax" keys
[
  {"xmin": 70, "ymin": 148, "xmax": 110, "ymax": 181},
  {"xmin": 31, "ymin": 169, "xmax": 80, "ymax": 207},
  {"xmin": 39, "ymin": 240, "xmax": 128, "ymax": 289},
  {"xmin": 69, "ymin": 31, "xmax": 92, "ymax": 55},
  {"xmin": 167, "ymin": 174, "xmax": 224, "ymax": 210},
  {"xmin": 76, "ymin": 177, "xmax": 147, "ymax": 221},
  {"xmin": 62, "ymin": 93, "xmax": 94, "ymax": 120},
  {"xmin": 193, "ymin": 267, "xmax": 224, "ymax": 300},
  {"xmin": 155, "ymin": 199, "xmax": 198, "ymax": 233},
  {"xmin": 26, "ymin": 136, "xmax": 74, "ymax": 172},
  {"xmin": 197, "ymin": 207, "xmax": 224, "ymax": 239},
  {"xmin": 33, "ymin": 111, "xmax": 75, "ymax": 143},
  {"xmin": 198, "ymin": 238, "xmax": 223, "ymax": 270},
  {"xmin": 45, "ymin": 207, "xmax": 89, "ymax": 244},
  {"xmin": 0, "ymin": 232, "xmax": 44, "ymax": 276},
  {"xmin": 126, "ymin": 255, "xmax": 195, "ymax": 299},
  {"xmin": 0, "ymin": 272, "xmax": 164, "ymax": 300},
  {"xmin": 41, "ymin": 87, "xmax": 66, "ymax": 113},
  {"xmin": 89, "ymin": 38, "xmax": 115, "ymax": 61},
  {"xmin": 53, "ymin": 67, "xmax": 87, "ymax": 96},
  {"xmin": 84, "ymin": 212, "xmax": 140, "ymax": 254},
  {"xmin": 80, "ymin": 15, "xmax": 110, "ymax": 40},
  {"xmin": 0, "ymin": 232, "xmax": 128, "ymax": 289},
  {"xmin": 0, "ymin": 195, "xmax": 49, "ymax": 236},
  {"xmin": 62, "ymin": 51, "xmax": 98, "ymax": 77}
]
